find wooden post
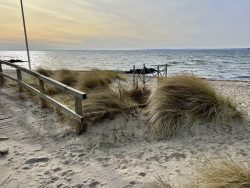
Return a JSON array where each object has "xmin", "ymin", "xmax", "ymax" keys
[
  {"xmin": 75, "ymin": 97, "xmax": 83, "ymax": 116},
  {"xmin": 133, "ymin": 65, "xmax": 135, "ymax": 88},
  {"xmin": 157, "ymin": 65, "xmax": 160, "ymax": 78},
  {"xmin": 39, "ymin": 79, "xmax": 47, "ymax": 108},
  {"xmin": 143, "ymin": 64, "xmax": 146, "ymax": 87},
  {"xmin": 75, "ymin": 97, "xmax": 85, "ymax": 134},
  {"xmin": 0, "ymin": 63, "xmax": 3, "ymax": 86},
  {"xmin": 16, "ymin": 69, "xmax": 23, "ymax": 92},
  {"xmin": 165, "ymin": 64, "xmax": 168, "ymax": 78}
]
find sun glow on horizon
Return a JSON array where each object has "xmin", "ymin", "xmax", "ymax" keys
[{"xmin": 0, "ymin": 0, "xmax": 249, "ymax": 50}]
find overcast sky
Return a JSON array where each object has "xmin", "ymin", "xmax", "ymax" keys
[{"xmin": 0, "ymin": 0, "xmax": 249, "ymax": 50}]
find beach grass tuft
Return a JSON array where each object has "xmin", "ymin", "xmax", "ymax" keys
[
  {"xmin": 127, "ymin": 84, "xmax": 151, "ymax": 104},
  {"xmin": 193, "ymin": 160, "xmax": 250, "ymax": 188},
  {"xmin": 147, "ymin": 176, "xmax": 172, "ymax": 188},
  {"xmin": 36, "ymin": 67, "xmax": 53, "ymax": 77},
  {"xmin": 54, "ymin": 69, "xmax": 78, "ymax": 86},
  {"xmin": 146, "ymin": 74, "xmax": 244, "ymax": 139},
  {"xmin": 83, "ymin": 88, "xmax": 135, "ymax": 121},
  {"xmin": 77, "ymin": 70, "xmax": 124, "ymax": 91}
]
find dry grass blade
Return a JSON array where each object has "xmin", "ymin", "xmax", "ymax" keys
[
  {"xmin": 127, "ymin": 84, "xmax": 151, "ymax": 104},
  {"xmin": 54, "ymin": 69, "xmax": 78, "ymax": 86},
  {"xmin": 146, "ymin": 74, "xmax": 244, "ymax": 139},
  {"xmin": 196, "ymin": 160, "xmax": 250, "ymax": 188},
  {"xmin": 36, "ymin": 67, "xmax": 53, "ymax": 77},
  {"xmin": 83, "ymin": 88, "xmax": 135, "ymax": 121},
  {"xmin": 145, "ymin": 176, "xmax": 172, "ymax": 188},
  {"xmin": 77, "ymin": 70, "xmax": 124, "ymax": 91}
]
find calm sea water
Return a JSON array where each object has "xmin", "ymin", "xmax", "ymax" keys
[{"xmin": 0, "ymin": 49, "xmax": 250, "ymax": 80}]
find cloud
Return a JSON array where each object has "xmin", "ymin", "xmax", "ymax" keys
[{"xmin": 0, "ymin": 0, "xmax": 249, "ymax": 50}]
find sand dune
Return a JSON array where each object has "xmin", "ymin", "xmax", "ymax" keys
[{"xmin": 0, "ymin": 80, "xmax": 249, "ymax": 188}]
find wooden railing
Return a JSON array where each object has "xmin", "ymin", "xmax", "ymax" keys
[{"xmin": 0, "ymin": 60, "xmax": 87, "ymax": 134}]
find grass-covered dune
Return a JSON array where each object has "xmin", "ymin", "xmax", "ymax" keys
[
  {"xmin": 35, "ymin": 68, "xmax": 149, "ymax": 121},
  {"xmin": 151, "ymin": 160, "xmax": 250, "ymax": 188},
  {"xmin": 146, "ymin": 74, "xmax": 244, "ymax": 139}
]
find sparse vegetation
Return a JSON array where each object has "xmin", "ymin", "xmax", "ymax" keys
[
  {"xmin": 83, "ymin": 88, "xmax": 136, "ymax": 122},
  {"xmin": 148, "ymin": 160, "xmax": 250, "ymax": 188},
  {"xmin": 146, "ymin": 176, "xmax": 172, "ymax": 188},
  {"xmin": 36, "ymin": 67, "xmax": 53, "ymax": 77},
  {"xmin": 194, "ymin": 160, "xmax": 250, "ymax": 188},
  {"xmin": 146, "ymin": 74, "xmax": 244, "ymax": 139},
  {"xmin": 77, "ymin": 70, "xmax": 124, "ymax": 91},
  {"xmin": 126, "ymin": 84, "xmax": 151, "ymax": 104},
  {"xmin": 4, "ymin": 68, "xmax": 142, "ymax": 123},
  {"xmin": 54, "ymin": 69, "xmax": 78, "ymax": 86}
]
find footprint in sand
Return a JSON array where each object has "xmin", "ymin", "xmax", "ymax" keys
[
  {"xmin": 165, "ymin": 152, "xmax": 186, "ymax": 161},
  {"xmin": 24, "ymin": 157, "xmax": 50, "ymax": 164}
]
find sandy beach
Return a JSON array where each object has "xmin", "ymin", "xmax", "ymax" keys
[{"xmin": 0, "ymin": 79, "xmax": 249, "ymax": 188}]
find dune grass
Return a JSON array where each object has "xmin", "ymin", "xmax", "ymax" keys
[
  {"xmin": 147, "ymin": 176, "xmax": 172, "ymax": 188},
  {"xmin": 83, "ymin": 88, "xmax": 136, "ymax": 121},
  {"xmin": 77, "ymin": 70, "xmax": 125, "ymax": 91},
  {"xmin": 148, "ymin": 160, "xmax": 250, "ymax": 188},
  {"xmin": 191, "ymin": 160, "xmax": 250, "ymax": 188},
  {"xmin": 54, "ymin": 69, "xmax": 79, "ymax": 86},
  {"xmin": 126, "ymin": 84, "xmax": 151, "ymax": 104},
  {"xmin": 146, "ymin": 74, "xmax": 244, "ymax": 139},
  {"xmin": 4, "ymin": 68, "xmax": 145, "ymax": 124},
  {"xmin": 36, "ymin": 67, "xmax": 53, "ymax": 77}
]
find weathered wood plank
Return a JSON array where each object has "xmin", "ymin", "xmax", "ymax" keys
[
  {"xmin": 16, "ymin": 69, "xmax": 23, "ymax": 92},
  {"xmin": 39, "ymin": 79, "xmax": 46, "ymax": 108},
  {"xmin": 21, "ymin": 82, "xmax": 83, "ymax": 122},
  {"xmin": 0, "ymin": 72, "xmax": 83, "ymax": 122},
  {"xmin": 75, "ymin": 97, "xmax": 83, "ymax": 116},
  {"xmin": 39, "ymin": 76, "xmax": 86, "ymax": 99},
  {"xmin": 0, "ymin": 72, "xmax": 17, "ymax": 82},
  {"xmin": 0, "ymin": 60, "xmax": 86, "ymax": 99}
]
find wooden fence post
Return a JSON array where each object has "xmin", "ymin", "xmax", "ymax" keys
[
  {"xmin": 157, "ymin": 65, "xmax": 160, "ymax": 78},
  {"xmin": 165, "ymin": 64, "xmax": 168, "ymax": 78},
  {"xmin": 39, "ymin": 79, "xmax": 47, "ymax": 108},
  {"xmin": 75, "ymin": 97, "xmax": 86, "ymax": 134},
  {"xmin": 143, "ymin": 64, "xmax": 146, "ymax": 87},
  {"xmin": 16, "ymin": 69, "xmax": 23, "ymax": 92},
  {"xmin": 0, "ymin": 63, "xmax": 4, "ymax": 86},
  {"xmin": 75, "ymin": 97, "xmax": 83, "ymax": 116}
]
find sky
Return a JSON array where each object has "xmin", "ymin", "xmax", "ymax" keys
[{"xmin": 0, "ymin": 0, "xmax": 250, "ymax": 50}]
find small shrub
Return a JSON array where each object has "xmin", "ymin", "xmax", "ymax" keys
[
  {"xmin": 127, "ymin": 85, "xmax": 151, "ymax": 104},
  {"xmin": 54, "ymin": 69, "xmax": 78, "ymax": 86},
  {"xmin": 195, "ymin": 160, "xmax": 250, "ymax": 188},
  {"xmin": 36, "ymin": 67, "xmax": 53, "ymax": 77},
  {"xmin": 77, "ymin": 70, "xmax": 124, "ymax": 91},
  {"xmin": 146, "ymin": 74, "xmax": 244, "ymax": 139},
  {"xmin": 83, "ymin": 88, "xmax": 135, "ymax": 121},
  {"xmin": 45, "ymin": 84, "xmax": 60, "ymax": 95}
]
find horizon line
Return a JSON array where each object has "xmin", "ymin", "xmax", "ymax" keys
[{"xmin": 1, "ymin": 47, "xmax": 249, "ymax": 51}]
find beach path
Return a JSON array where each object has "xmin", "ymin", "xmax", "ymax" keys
[{"xmin": 0, "ymin": 87, "xmax": 79, "ymax": 188}]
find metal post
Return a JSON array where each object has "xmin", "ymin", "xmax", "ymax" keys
[
  {"xmin": 133, "ymin": 65, "xmax": 135, "ymax": 88},
  {"xmin": 20, "ymin": 0, "xmax": 31, "ymax": 70},
  {"xmin": 143, "ymin": 64, "xmax": 146, "ymax": 87},
  {"xmin": 0, "ymin": 63, "xmax": 4, "ymax": 86}
]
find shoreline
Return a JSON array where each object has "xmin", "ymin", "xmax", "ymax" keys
[{"xmin": 2, "ymin": 68, "xmax": 250, "ymax": 82}]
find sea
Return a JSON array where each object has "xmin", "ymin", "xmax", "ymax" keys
[{"xmin": 0, "ymin": 49, "xmax": 250, "ymax": 81}]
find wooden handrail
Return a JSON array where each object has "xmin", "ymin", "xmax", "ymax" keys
[{"xmin": 0, "ymin": 60, "xmax": 87, "ymax": 134}]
